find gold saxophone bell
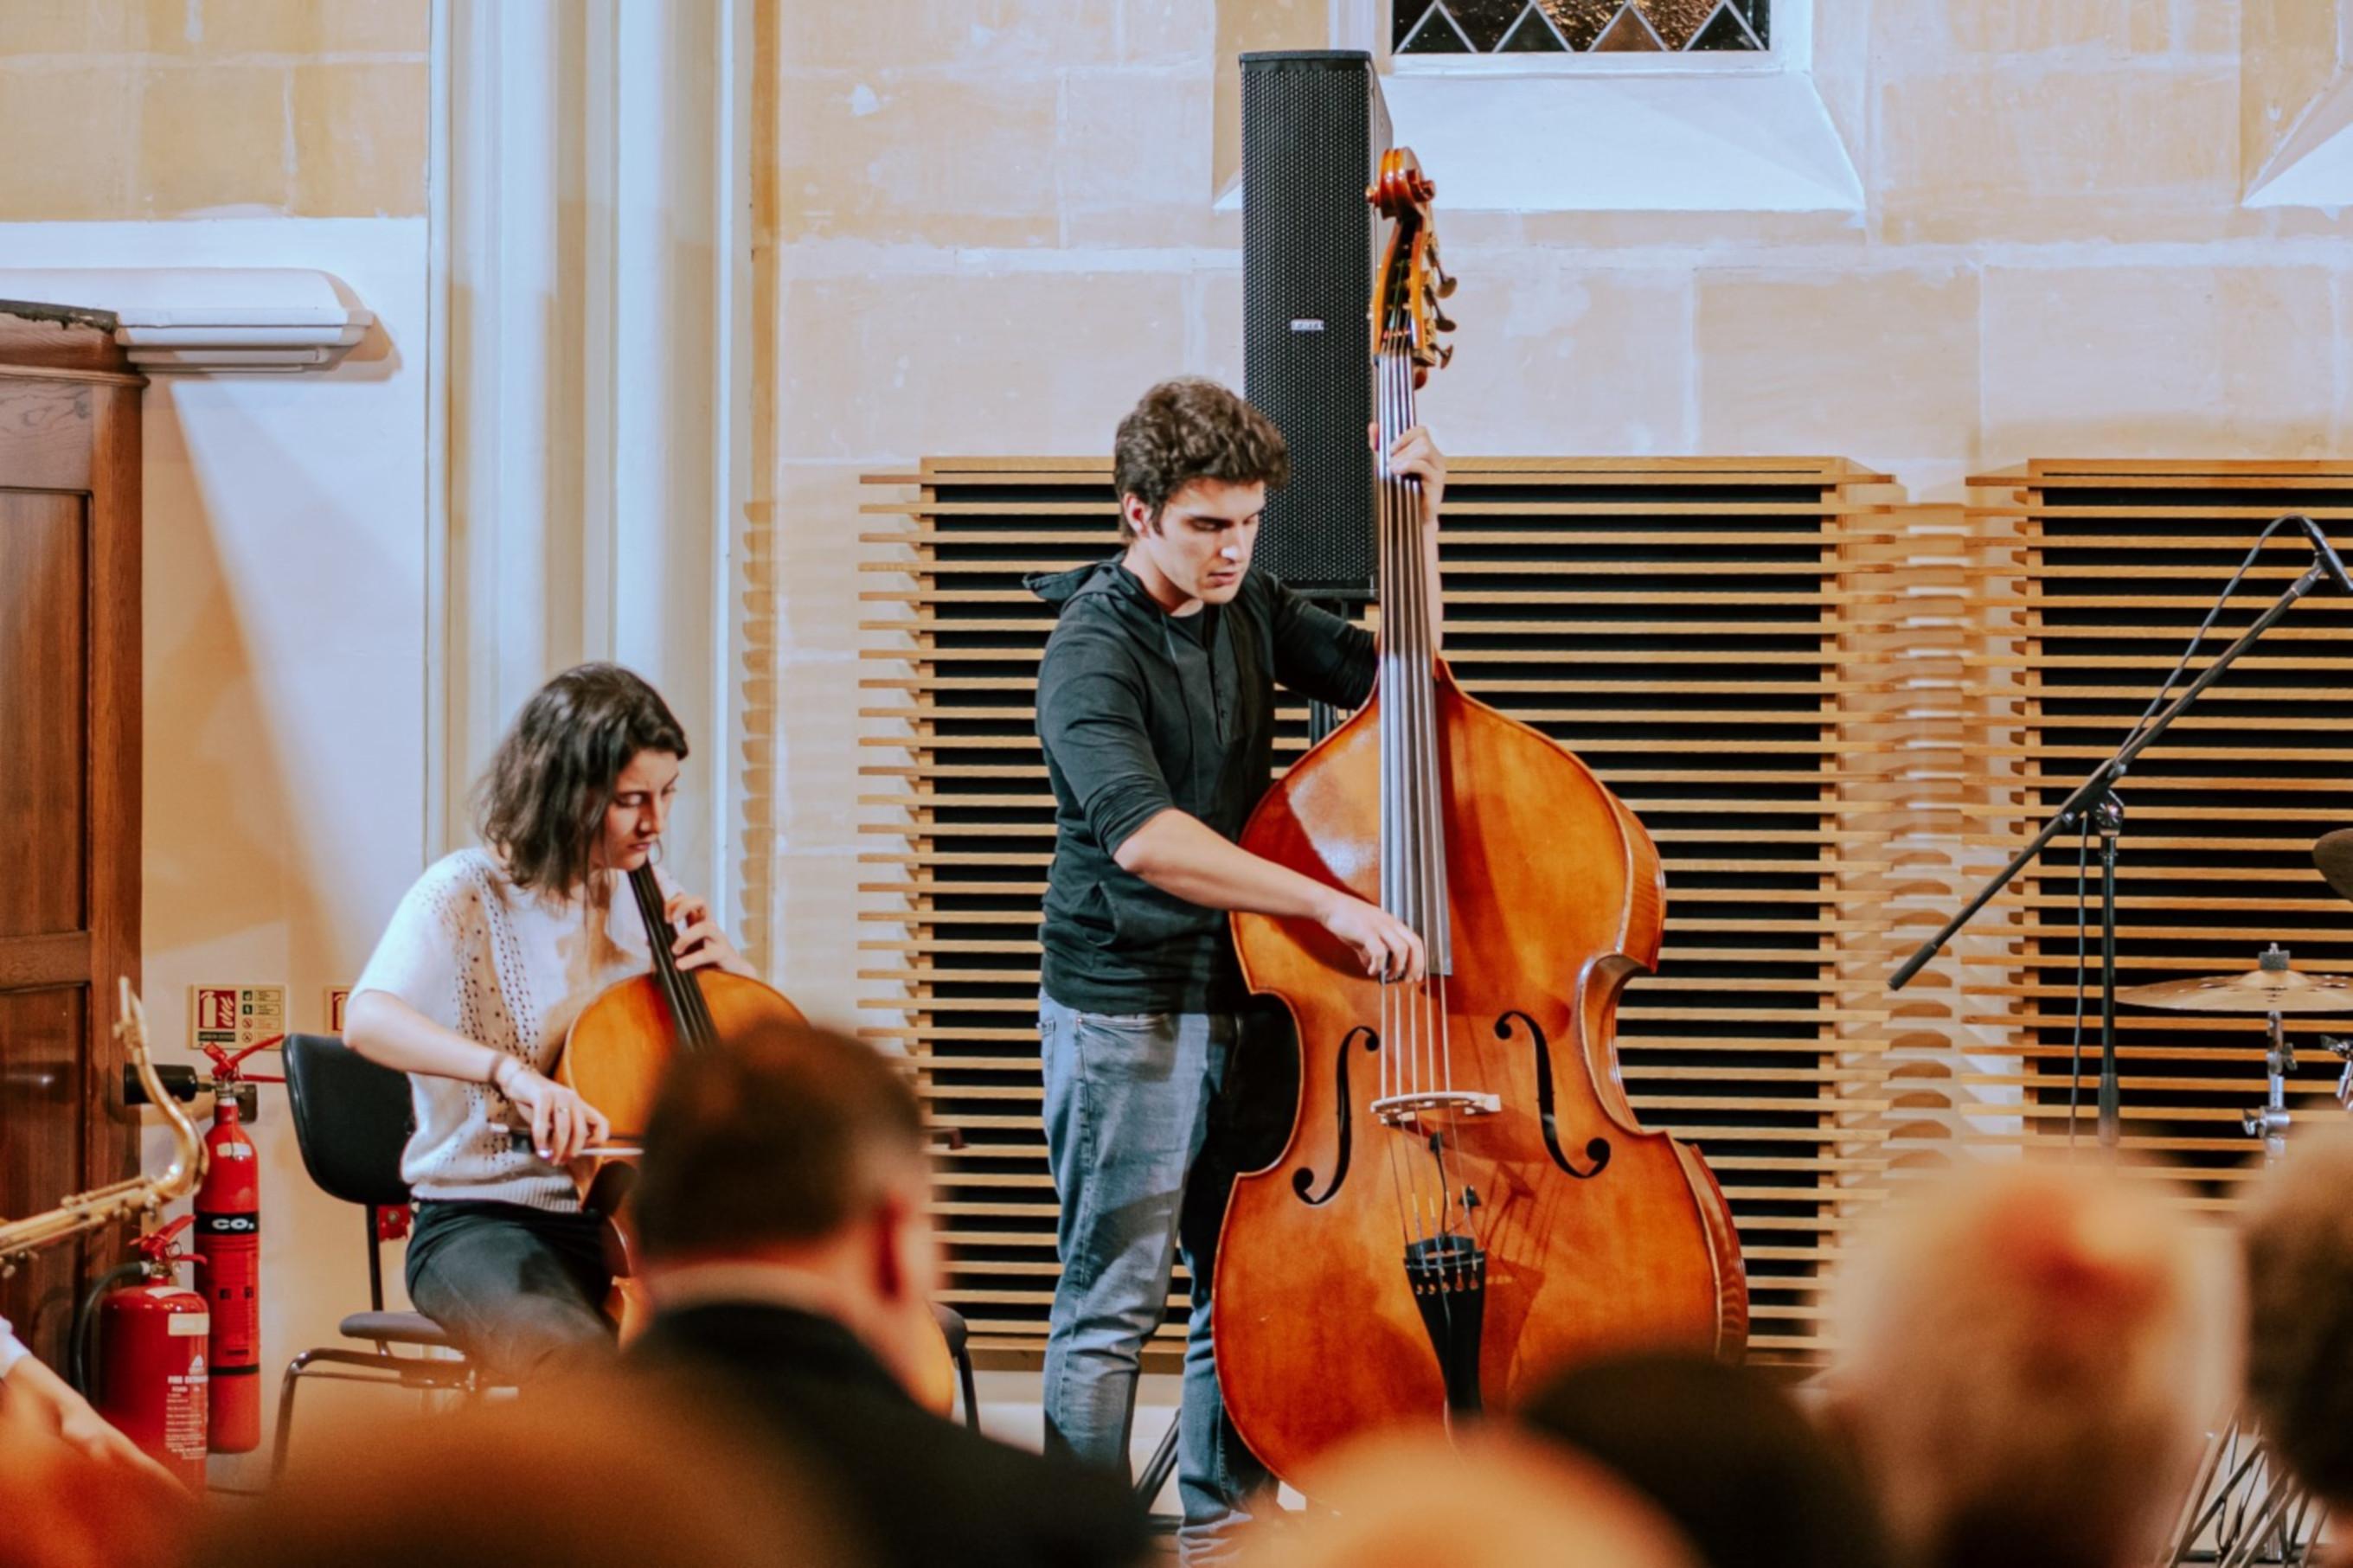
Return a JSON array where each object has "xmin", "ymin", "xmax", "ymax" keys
[{"xmin": 0, "ymin": 980, "xmax": 210, "ymax": 1271}]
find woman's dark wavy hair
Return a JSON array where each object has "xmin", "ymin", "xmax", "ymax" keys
[{"xmin": 474, "ymin": 663, "xmax": 688, "ymax": 895}]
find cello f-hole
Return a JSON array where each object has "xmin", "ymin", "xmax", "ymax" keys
[
  {"xmin": 1494, "ymin": 1009, "xmax": 1611, "ymax": 1180},
  {"xmin": 1292, "ymin": 1027, "xmax": 1380, "ymax": 1206}
]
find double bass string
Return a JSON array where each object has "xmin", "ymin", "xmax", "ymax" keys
[
  {"xmin": 1376, "ymin": 329, "xmax": 1436, "ymax": 1254},
  {"xmin": 1381, "ymin": 322, "xmax": 1477, "ymax": 1253},
  {"xmin": 1388, "ymin": 324, "xmax": 1471, "ymax": 1250}
]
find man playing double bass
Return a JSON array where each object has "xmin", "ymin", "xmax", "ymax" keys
[{"xmin": 1028, "ymin": 377, "xmax": 1446, "ymax": 1558}]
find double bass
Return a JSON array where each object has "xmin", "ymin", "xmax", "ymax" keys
[
  {"xmin": 1212, "ymin": 150, "xmax": 1747, "ymax": 1483},
  {"xmin": 553, "ymin": 863, "xmax": 961, "ymax": 1413}
]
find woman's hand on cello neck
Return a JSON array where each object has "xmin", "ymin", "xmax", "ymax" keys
[{"xmin": 663, "ymin": 891, "xmax": 758, "ymax": 978}]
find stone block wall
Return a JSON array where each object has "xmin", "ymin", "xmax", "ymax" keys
[{"xmin": 0, "ymin": 0, "xmax": 427, "ymax": 219}]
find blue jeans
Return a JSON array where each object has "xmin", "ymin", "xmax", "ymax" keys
[
  {"xmin": 1038, "ymin": 994, "xmax": 1278, "ymax": 1564},
  {"xmin": 405, "ymin": 1200, "xmax": 616, "ymax": 1385}
]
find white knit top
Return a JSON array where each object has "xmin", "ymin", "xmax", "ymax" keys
[{"xmin": 353, "ymin": 848, "xmax": 668, "ymax": 1212}]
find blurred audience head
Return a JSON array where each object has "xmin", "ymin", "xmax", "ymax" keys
[
  {"xmin": 1247, "ymin": 1425, "xmax": 1699, "ymax": 1568},
  {"xmin": 1521, "ymin": 1350, "xmax": 1895, "ymax": 1568},
  {"xmin": 192, "ymin": 1378, "xmax": 862, "ymax": 1568},
  {"xmin": 1827, "ymin": 1159, "xmax": 2237, "ymax": 1568},
  {"xmin": 632, "ymin": 1017, "xmax": 940, "ymax": 1387},
  {"xmin": 2242, "ymin": 1125, "xmax": 2353, "ymax": 1514}
]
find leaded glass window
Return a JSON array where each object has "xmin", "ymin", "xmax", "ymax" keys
[{"xmin": 1394, "ymin": 0, "xmax": 1770, "ymax": 54}]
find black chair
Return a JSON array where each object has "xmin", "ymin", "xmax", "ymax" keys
[
  {"xmin": 274, "ymin": 1033, "xmax": 488, "ymax": 1476},
  {"xmin": 930, "ymin": 1300, "xmax": 980, "ymax": 1433}
]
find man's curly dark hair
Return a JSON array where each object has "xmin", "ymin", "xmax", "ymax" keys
[{"xmin": 1111, "ymin": 378, "xmax": 1290, "ymax": 541}]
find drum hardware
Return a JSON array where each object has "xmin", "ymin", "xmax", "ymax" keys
[
  {"xmin": 2323, "ymin": 1036, "xmax": 2353, "ymax": 1111},
  {"xmin": 2239, "ymin": 1016, "xmax": 2294, "ymax": 1168},
  {"xmin": 2116, "ymin": 946, "xmax": 2353, "ymax": 1162},
  {"xmin": 2161, "ymin": 1417, "xmax": 2324, "ymax": 1568}
]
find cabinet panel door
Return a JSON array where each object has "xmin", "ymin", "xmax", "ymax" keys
[
  {"xmin": 0, "ymin": 490, "xmax": 89, "ymax": 941},
  {"xmin": 0, "ymin": 984, "xmax": 89, "ymax": 1361}
]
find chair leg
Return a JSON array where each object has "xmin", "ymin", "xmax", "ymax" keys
[
  {"xmin": 272, "ymin": 1347, "xmax": 478, "ymax": 1481},
  {"xmin": 957, "ymin": 1348, "xmax": 980, "ymax": 1433},
  {"xmin": 272, "ymin": 1353, "xmax": 317, "ymax": 1482}
]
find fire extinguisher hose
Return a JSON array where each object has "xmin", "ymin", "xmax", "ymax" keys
[{"xmin": 69, "ymin": 1262, "xmax": 150, "ymax": 1395}]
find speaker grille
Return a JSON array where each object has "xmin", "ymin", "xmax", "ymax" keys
[{"xmin": 1241, "ymin": 51, "xmax": 1390, "ymax": 600}]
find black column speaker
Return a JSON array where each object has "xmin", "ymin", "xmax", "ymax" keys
[{"xmin": 1241, "ymin": 50, "xmax": 1390, "ymax": 601}]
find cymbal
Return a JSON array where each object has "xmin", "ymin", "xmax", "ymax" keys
[
  {"xmin": 2117, "ymin": 946, "xmax": 2353, "ymax": 1014},
  {"xmin": 2317, "ymin": 829, "xmax": 2353, "ymax": 903}
]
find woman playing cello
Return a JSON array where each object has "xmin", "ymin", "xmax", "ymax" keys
[{"xmin": 343, "ymin": 663, "xmax": 756, "ymax": 1384}]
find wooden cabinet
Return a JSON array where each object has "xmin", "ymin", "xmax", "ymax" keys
[{"xmin": 0, "ymin": 304, "xmax": 142, "ymax": 1368}]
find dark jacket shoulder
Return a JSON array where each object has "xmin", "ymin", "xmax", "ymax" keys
[{"xmin": 631, "ymin": 1302, "xmax": 1150, "ymax": 1568}]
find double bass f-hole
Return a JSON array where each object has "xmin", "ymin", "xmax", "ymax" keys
[
  {"xmin": 1494, "ymin": 1008, "xmax": 1611, "ymax": 1181},
  {"xmin": 1292, "ymin": 1026, "xmax": 1380, "ymax": 1206}
]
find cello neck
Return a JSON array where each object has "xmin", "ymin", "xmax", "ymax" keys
[{"xmin": 626, "ymin": 861, "xmax": 719, "ymax": 1051}]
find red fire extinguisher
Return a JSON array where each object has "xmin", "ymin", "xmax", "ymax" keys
[
  {"xmin": 193, "ymin": 1037, "xmax": 279, "ymax": 1454},
  {"xmin": 82, "ymin": 1216, "xmax": 210, "ymax": 1489}
]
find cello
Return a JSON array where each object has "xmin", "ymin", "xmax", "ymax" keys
[
  {"xmin": 555, "ymin": 864, "xmax": 963, "ymax": 1413},
  {"xmin": 1211, "ymin": 150, "xmax": 1747, "ymax": 1484},
  {"xmin": 556, "ymin": 862, "xmax": 808, "ymax": 1339}
]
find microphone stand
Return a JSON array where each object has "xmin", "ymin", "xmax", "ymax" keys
[{"xmin": 1889, "ymin": 516, "xmax": 2353, "ymax": 1150}]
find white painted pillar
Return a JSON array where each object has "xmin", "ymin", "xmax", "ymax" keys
[{"xmin": 432, "ymin": 0, "xmax": 753, "ymax": 919}]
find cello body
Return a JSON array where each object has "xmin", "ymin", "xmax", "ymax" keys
[
  {"xmin": 1209, "ymin": 147, "xmax": 1745, "ymax": 1487},
  {"xmin": 554, "ymin": 867, "xmax": 959, "ymax": 1414},
  {"xmin": 561, "ymin": 969, "xmax": 806, "ymax": 1152},
  {"xmin": 560, "ymin": 961, "xmax": 805, "ymax": 1341}
]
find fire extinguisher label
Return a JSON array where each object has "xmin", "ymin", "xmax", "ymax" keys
[
  {"xmin": 166, "ymin": 1366, "xmax": 208, "ymax": 1460},
  {"xmin": 169, "ymin": 1313, "xmax": 211, "ymax": 1336},
  {"xmin": 196, "ymin": 1213, "xmax": 259, "ymax": 1236}
]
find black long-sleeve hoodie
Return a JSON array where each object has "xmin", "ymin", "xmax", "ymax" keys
[{"xmin": 1028, "ymin": 559, "xmax": 1375, "ymax": 1014}]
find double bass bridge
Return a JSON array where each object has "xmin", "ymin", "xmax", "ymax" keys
[{"xmin": 1370, "ymin": 1090, "xmax": 1500, "ymax": 1128}]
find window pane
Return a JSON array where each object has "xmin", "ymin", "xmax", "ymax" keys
[
  {"xmin": 1401, "ymin": 0, "xmax": 1769, "ymax": 52},
  {"xmin": 1497, "ymin": 7, "xmax": 1570, "ymax": 48},
  {"xmin": 1591, "ymin": 5, "xmax": 1667, "ymax": 48},
  {"xmin": 1687, "ymin": 3, "xmax": 1766, "ymax": 48},
  {"xmin": 1447, "ymin": 0, "xmax": 1536, "ymax": 50},
  {"xmin": 1637, "ymin": 0, "xmax": 1720, "ymax": 49},
  {"xmin": 1531, "ymin": 0, "xmax": 1618, "ymax": 50},
  {"xmin": 1397, "ymin": 3, "xmax": 1476, "ymax": 51}
]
